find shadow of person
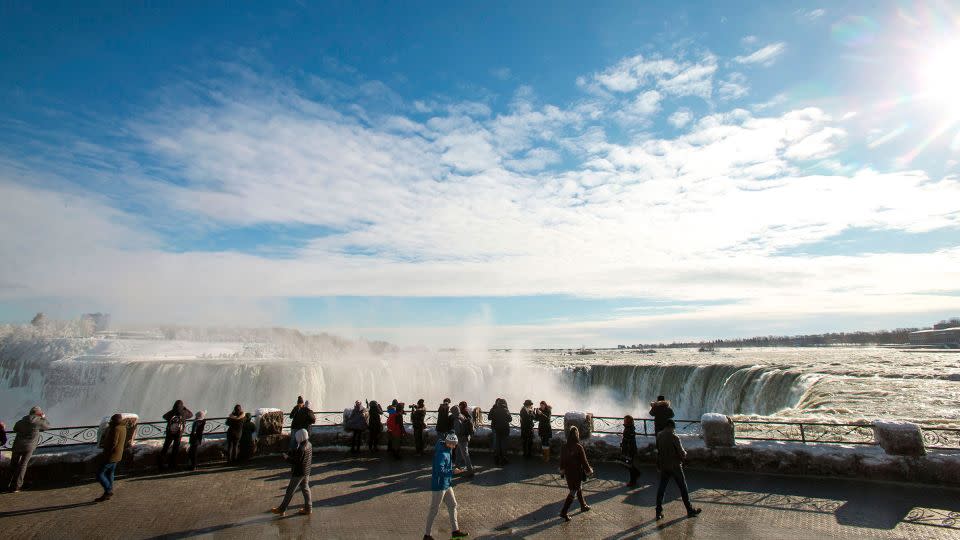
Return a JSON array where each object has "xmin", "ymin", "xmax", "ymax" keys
[{"xmin": 0, "ymin": 501, "xmax": 97, "ymax": 518}]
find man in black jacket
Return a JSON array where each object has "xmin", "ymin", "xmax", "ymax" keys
[
  {"xmin": 487, "ymin": 398, "xmax": 513, "ymax": 465},
  {"xmin": 655, "ymin": 420, "xmax": 701, "ymax": 520},
  {"xmin": 519, "ymin": 399, "xmax": 535, "ymax": 458},
  {"xmin": 272, "ymin": 428, "xmax": 313, "ymax": 516},
  {"xmin": 289, "ymin": 398, "xmax": 316, "ymax": 450},
  {"xmin": 435, "ymin": 398, "xmax": 452, "ymax": 435}
]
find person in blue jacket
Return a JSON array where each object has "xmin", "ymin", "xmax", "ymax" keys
[{"xmin": 423, "ymin": 433, "xmax": 468, "ymax": 540}]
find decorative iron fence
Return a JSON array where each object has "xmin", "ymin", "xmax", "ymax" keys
[{"xmin": 4, "ymin": 412, "xmax": 959, "ymax": 452}]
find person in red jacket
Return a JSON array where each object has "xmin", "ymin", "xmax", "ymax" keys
[{"xmin": 387, "ymin": 403, "xmax": 406, "ymax": 459}]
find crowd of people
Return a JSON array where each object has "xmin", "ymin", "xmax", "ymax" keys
[{"xmin": 2, "ymin": 393, "xmax": 702, "ymax": 537}]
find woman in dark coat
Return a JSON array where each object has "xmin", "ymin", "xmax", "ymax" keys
[
  {"xmin": 239, "ymin": 413, "xmax": 256, "ymax": 461},
  {"xmin": 621, "ymin": 415, "xmax": 639, "ymax": 487},
  {"xmin": 158, "ymin": 400, "xmax": 193, "ymax": 470},
  {"xmin": 367, "ymin": 400, "xmax": 384, "ymax": 452},
  {"xmin": 535, "ymin": 401, "xmax": 553, "ymax": 462},
  {"xmin": 188, "ymin": 411, "xmax": 207, "ymax": 471},
  {"xmin": 225, "ymin": 404, "xmax": 244, "ymax": 463},
  {"xmin": 558, "ymin": 426, "xmax": 592, "ymax": 521},
  {"xmin": 411, "ymin": 399, "xmax": 427, "ymax": 456}
]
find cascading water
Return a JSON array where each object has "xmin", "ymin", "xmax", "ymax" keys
[{"xmin": 563, "ymin": 364, "xmax": 820, "ymax": 418}]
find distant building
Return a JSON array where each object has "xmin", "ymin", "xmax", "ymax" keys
[{"xmin": 908, "ymin": 327, "xmax": 960, "ymax": 346}]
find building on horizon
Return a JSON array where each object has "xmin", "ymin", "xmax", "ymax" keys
[{"xmin": 908, "ymin": 327, "xmax": 960, "ymax": 346}]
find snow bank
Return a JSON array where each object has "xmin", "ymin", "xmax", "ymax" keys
[
  {"xmin": 701, "ymin": 413, "xmax": 735, "ymax": 447},
  {"xmin": 873, "ymin": 420, "xmax": 925, "ymax": 456},
  {"xmin": 255, "ymin": 408, "xmax": 283, "ymax": 436},
  {"xmin": 564, "ymin": 411, "xmax": 593, "ymax": 439}
]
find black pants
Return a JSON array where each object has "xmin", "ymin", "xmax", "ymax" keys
[
  {"xmin": 414, "ymin": 428, "xmax": 425, "ymax": 454},
  {"xmin": 159, "ymin": 433, "xmax": 181, "ymax": 468},
  {"xmin": 560, "ymin": 480, "xmax": 588, "ymax": 515},
  {"xmin": 656, "ymin": 468, "xmax": 694, "ymax": 513},
  {"xmin": 350, "ymin": 430, "xmax": 363, "ymax": 452},
  {"xmin": 188, "ymin": 442, "xmax": 200, "ymax": 468},
  {"xmin": 368, "ymin": 429, "xmax": 380, "ymax": 451},
  {"xmin": 521, "ymin": 431, "xmax": 534, "ymax": 457},
  {"xmin": 226, "ymin": 434, "xmax": 240, "ymax": 462}
]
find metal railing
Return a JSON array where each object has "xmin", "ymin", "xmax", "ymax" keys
[{"xmin": 3, "ymin": 411, "xmax": 959, "ymax": 452}]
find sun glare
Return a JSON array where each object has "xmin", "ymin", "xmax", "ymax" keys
[{"xmin": 918, "ymin": 40, "xmax": 960, "ymax": 112}]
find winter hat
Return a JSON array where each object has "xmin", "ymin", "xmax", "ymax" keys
[
  {"xmin": 445, "ymin": 433, "xmax": 459, "ymax": 444},
  {"xmin": 304, "ymin": 400, "xmax": 311, "ymax": 409},
  {"xmin": 523, "ymin": 399, "xmax": 534, "ymax": 406}
]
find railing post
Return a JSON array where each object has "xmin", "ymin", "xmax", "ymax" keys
[{"xmin": 799, "ymin": 423, "xmax": 806, "ymax": 444}]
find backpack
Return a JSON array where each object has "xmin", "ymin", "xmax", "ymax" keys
[{"xmin": 167, "ymin": 415, "xmax": 183, "ymax": 435}]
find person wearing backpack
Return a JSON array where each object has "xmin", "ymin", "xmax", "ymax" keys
[
  {"xmin": 450, "ymin": 401, "xmax": 475, "ymax": 478},
  {"xmin": 158, "ymin": 400, "xmax": 192, "ymax": 471}
]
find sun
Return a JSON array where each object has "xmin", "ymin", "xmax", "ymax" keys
[{"xmin": 918, "ymin": 40, "xmax": 960, "ymax": 111}]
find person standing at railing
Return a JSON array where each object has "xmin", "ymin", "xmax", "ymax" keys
[
  {"xmin": 158, "ymin": 400, "xmax": 193, "ymax": 471},
  {"xmin": 488, "ymin": 398, "xmax": 512, "ymax": 465},
  {"xmin": 0, "ymin": 420, "xmax": 7, "ymax": 449},
  {"xmin": 621, "ymin": 415, "xmax": 639, "ymax": 487},
  {"xmin": 435, "ymin": 398, "xmax": 452, "ymax": 436},
  {"xmin": 423, "ymin": 433, "xmax": 468, "ymax": 540},
  {"xmin": 535, "ymin": 401, "xmax": 553, "ymax": 463},
  {"xmin": 94, "ymin": 413, "xmax": 127, "ymax": 502},
  {"xmin": 654, "ymin": 420, "xmax": 701, "ymax": 520},
  {"xmin": 188, "ymin": 411, "xmax": 206, "ymax": 471},
  {"xmin": 450, "ymin": 401, "xmax": 475, "ymax": 478},
  {"xmin": 271, "ymin": 428, "xmax": 313, "ymax": 516},
  {"xmin": 225, "ymin": 404, "xmax": 245, "ymax": 463},
  {"xmin": 367, "ymin": 400, "xmax": 384, "ymax": 452},
  {"xmin": 387, "ymin": 402, "xmax": 406, "ymax": 459},
  {"xmin": 289, "ymin": 396, "xmax": 316, "ymax": 450},
  {"xmin": 520, "ymin": 399, "xmax": 536, "ymax": 459},
  {"xmin": 346, "ymin": 400, "xmax": 368, "ymax": 454},
  {"xmin": 239, "ymin": 412, "xmax": 256, "ymax": 461},
  {"xmin": 412, "ymin": 399, "xmax": 428, "ymax": 456},
  {"xmin": 6, "ymin": 406, "xmax": 50, "ymax": 493},
  {"xmin": 649, "ymin": 395, "xmax": 675, "ymax": 434},
  {"xmin": 558, "ymin": 426, "xmax": 592, "ymax": 522}
]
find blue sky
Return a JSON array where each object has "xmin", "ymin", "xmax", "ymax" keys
[{"xmin": 1, "ymin": 1, "xmax": 958, "ymax": 346}]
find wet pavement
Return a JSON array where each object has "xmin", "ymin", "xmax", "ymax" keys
[{"xmin": 1, "ymin": 451, "xmax": 959, "ymax": 539}]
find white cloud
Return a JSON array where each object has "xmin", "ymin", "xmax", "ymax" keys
[
  {"xmin": 718, "ymin": 73, "xmax": 749, "ymax": 100},
  {"xmin": 668, "ymin": 108, "xmax": 694, "ymax": 128},
  {"xmin": 795, "ymin": 8, "xmax": 826, "ymax": 22},
  {"xmin": 4, "ymin": 55, "xmax": 960, "ymax": 342},
  {"xmin": 734, "ymin": 43, "xmax": 787, "ymax": 67},
  {"xmin": 589, "ymin": 53, "xmax": 716, "ymax": 99}
]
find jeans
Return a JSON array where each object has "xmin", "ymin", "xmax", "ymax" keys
[
  {"xmin": 97, "ymin": 462, "xmax": 117, "ymax": 493},
  {"xmin": 414, "ymin": 428, "xmax": 425, "ymax": 454},
  {"xmin": 159, "ymin": 433, "xmax": 181, "ymax": 468},
  {"xmin": 424, "ymin": 487, "xmax": 459, "ymax": 536},
  {"xmin": 655, "ymin": 467, "xmax": 694, "ymax": 513},
  {"xmin": 7, "ymin": 447, "xmax": 35, "ymax": 491},
  {"xmin": 226, "ymin": 435, "xmax": 240, "ymax": 462},
  {"xmin": 278, "ymin": 474, "xmax": 312, "ymax": 512},
  {"xmin": 456, "ymin": 437, "xmax": 473, "ymax": 472}
]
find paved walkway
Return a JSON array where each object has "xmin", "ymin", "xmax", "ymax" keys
[{"xmin": 2, "ymin": 452, "xmax": 959, "ymax": 539}]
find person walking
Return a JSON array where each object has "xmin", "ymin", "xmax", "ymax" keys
[
  {"xmin": 271, "ymin": 428, "xmax": 313, "ymax": 516},
  {"xmin": 535, "ymin": 401, "xmax": 553, "ymax": 462},
  {"xmin": 649, "ymin": 395, "xmax": 675, "ymax": 434},
  {"xmin": 225, "ymin": 404, "xmax": 245, "ymax": 463},
  {"xmin": 519, "ymin": 399, "xmax": 535, "ymax": 459},
  {"xmin": 387, "ymin": 403, "xmax": 406, "ymax": 459},
  {"xmin": 558, "ymin": 426, "xmax": 592, "ymax": 522},
  {"xmin": 367, "ymin": 400, "xmax": 384, "ymax": 452},
  {"xmin": 412, "ymin": 399, "xmax": 428, "ymax": 456},
  {"xmin": 239, "ymin": 412, "xmax": 257, "ymax": 461},
  {"xmin": 450, "ymin": 401, "xmax": 475, "ymax": 478},
  {"xmin": 289, "ymin": 396, "xmax": 317, "ymax": 450},
  {"xmin": 435, "ymin": 398, "xmax": 452, "ymax": 436},
  {"xmin": 6, "ymin": 406, "xmax": 50, "ymax": 492},
  {"xmin": 621, "ymin": 415, "xmax": 640, "ymax": 487},
  {"xmin": 188, "ymin": 411, "xmax": 206, "ymax": 470},
  {"xmin": 655, "ymin": 420, "xmax": 701, "ymax": 520},
  {"xmin": 94, "ymin": 413, "xmax": 127, "ymax": 502},
  {"xmin": 423, "ymin": 433, "xmax": 468, "ymax": 540},
  {"xmin": 487, "ymin": 398, "xmax": 512, "ymax": 465},
  {"xmin": 158, "ymin": 400, "xmax": 193, "ymax": 470},
  {"xmin": 346, "ymin": 400, "xmax": 368, "ymax": 454}
]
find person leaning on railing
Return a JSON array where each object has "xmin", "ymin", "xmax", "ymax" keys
[{"xmin": 6, "ymin": 406, "xmax": 50, "ymax": 493}]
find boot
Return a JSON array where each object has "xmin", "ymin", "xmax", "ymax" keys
[
  {"xmin": 560, "ymin": 493, "xmax": 573, "ymax": 521},
  {"xmin": 543, "ymin": 447, "xmax": 551, "ymax": 463},
  {"xmin": 577, "ymin": 489, "xmax": 589, "ymax": 511}
]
